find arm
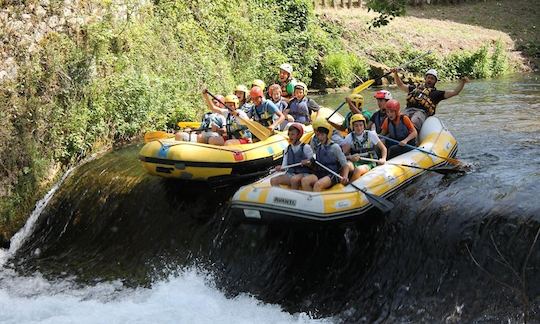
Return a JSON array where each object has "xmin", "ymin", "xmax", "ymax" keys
[
  {"xmin": 327, "ymin": 119, "xmax": 347, "ymax": 132},
  {"xmin": 345, "ymin": 97, "xmax": 362, "ymax": 114},
  {"xmin": 399, "ymin": 117, "xmax": 418, "ymax": 146},
  {"xmin": 391, "ymin": 68, "xmax": 410, "ymax": 93},
  {"xmin": 376, "ymin": 140, "xmax": 387, "ymax": 163},
  {"xmin": 202, "ymin": 90, "xmax": 222, "ymax": 114},
  {"xmin": 269, "ymin": 109, "xmax": 285, "ymax": 130},
  {"xmin": 443, "ymin": 77, "xmax": 469, "ymax": 99}
]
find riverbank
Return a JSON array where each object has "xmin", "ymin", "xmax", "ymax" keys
[{"xmin": 0, "ymin": 0, "xmax": 537, "ymax": 244}]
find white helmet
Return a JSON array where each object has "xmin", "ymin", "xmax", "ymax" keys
[
  {"xmin": 425, "ymin": 69, "xmax": 438, "ymax": 80},
  {"xmin": 279, "ymin": 63, "xmax": 293, "ymax": 75}
]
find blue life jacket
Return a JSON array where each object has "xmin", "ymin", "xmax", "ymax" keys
[
  {"xmin": 288, "ymin": 97, "xmax": 310, "ymax": 124},
  {"xmin": 286, "ymin": 143, "xmax": 310, "ymax": 174},
  {"xmin": 316, "ymin": 142, "xmax": 340, "ymax": 176},
  {"xmin": 388, "ymin": 115, "xmax": 415, "ymax": 146}
]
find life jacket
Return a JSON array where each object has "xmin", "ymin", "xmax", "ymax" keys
[
  {"xmin": 225, "ymin": 113, "xmax": 249, "ymax": 140},
  {"xmin": 200, "ymin": 112, "xmax": 224, "ymax": 129},
  {"xmin": 316, "ymin": 142, "xmax": 340, "ymax": 175},
  {"xmin": 406, "ymin": 86, "xmax": 437, "ymax": 116},
  {"xmin": 239, "ymin": 102, "xmax": 254, "ymax": 114},
  {"xmin": 351, "ymin": 132, "xmax": 378, "ymax": 160},
  {"xmin": 286, "ymin": 143, "xmax": 310, "ymax": 174},
  {"xmin": 388, "ymin": 115, "xmax": 415, "ymax": 146},
  {"xmin": 288, "ymin": 97, "xmax": 310, "ymax": 124},
  {"xmin": 371, "ymin": 110, "xmax": 386, "ymax": 134},
  {"xmin": 252, "ymin": 100, "xmax": 274, "ymax": 127}
]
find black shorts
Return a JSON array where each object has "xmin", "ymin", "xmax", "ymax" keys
[{"xmin": 315, "ymin": 171, "xmax": 340, "ymax": 185}]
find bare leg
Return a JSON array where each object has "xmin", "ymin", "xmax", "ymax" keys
[
  {"xmin": 270, "ymin": 174, "xmax": 291, "ymax": 187},
  {"xmin": 208, "ymin": 136, "xmax": 225, "ymax": 146},
  {"xmin": 301, "ymin": 174, "xmax": 318, "ymax": 191},
  {"xmin": 350, "ymin": 165, "xmax": 370, "ymax": 182},
  {"xmin": 313, "ymin": 176, "xmax": 333, "ymax": 192},
  {"xmin": 290, "ymin": 174, "xmax": 304, "ymax": 189}
]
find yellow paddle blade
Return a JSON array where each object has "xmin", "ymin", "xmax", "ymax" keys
[
  {"xmin": 177, "ymin": 121, "xmax": 201, "ymax": 129},
  {"xmin": 239, "ymin": 117, "xmax": 273, "ymax": 141},
  {"xmin": 352, "ymin": 79, "xmax": 375, "ymax": 94},
  {"xmin": 144, "ymin": 131, "xmax": 174, "ymax": 143},
  {"xmin": 301, "ymin": 132, "xmax": 314, "ymax": 144}
]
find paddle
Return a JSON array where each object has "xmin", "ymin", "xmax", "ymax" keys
[
  {"xmin": 326, "ymin": 51, "xmax": 432, "ymax": 121},
  {"xmin": 270, "ymin": 162, "xmax": 303, "ymax": 173},
  {"xmin": 313, "ymin": 160, "xmax": 394, "ymax": 213},
  {"xmin": 177, "ymin": 121, "xmax": 201, "ymax": 129},
  {"xmin": 206, "ymin": 91, "xmax": 273, "ymax": 141},
  {"xmin": 378, "ymin": 134, "xmax": 463, "ymax": 166},
  {"xmin": 358, "ymin": 157, "xmax": 463, "ymax": 175},
  {"xmin": 326, "ymin": 82, "xmax": 373, "ymax": 120}
]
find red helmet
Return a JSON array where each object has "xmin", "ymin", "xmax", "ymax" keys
[
  {"xmin": 288, "ymin": 122, "xmax": 304, "ymax": 137},
  {"xmin": 250, "ymin": 86, "xmax": 264, "ymax": 99},
  {"xmin": 374, "ymin": 90, "xmax": 392, "ymax": 100},
  {"xmin": 385, "ymin": 99, "xmax": 401, "ymax": 113}
]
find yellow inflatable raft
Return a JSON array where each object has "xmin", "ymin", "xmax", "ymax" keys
[
  {"xmin": 139, "ymin": 108, "xmax": 343, "ymax": 184},
  {"xmin": 139, "ymin": 132, "xmax": 292, "ymax": 184},
  {"xmin": 229, "ymin": 116, "xmax": 459, "ymax": 223}
]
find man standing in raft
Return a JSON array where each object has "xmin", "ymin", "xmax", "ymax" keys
[{"xmin": 392, "ymin": 68, "xmax": 469, "ymax": 131}]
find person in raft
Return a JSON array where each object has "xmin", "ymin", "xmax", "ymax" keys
[
  {"xmin": 270, "ymin": 123, "xmax": 314, "ymax": 189},
  {"xmin": 202, "ymin": 90, "xmax": 252, "ymax": 145},
  {"xmin": 268, "ymin": 83, "xmax": 291, "ymax": 131},
  {"xmin": 327, "ymin": 93, "xmax": 372, "ymax": 133},
  {"xmin": 248, "ymin": 86, "xmax": 285, "ymax": 131},
  {"xmin": 380, "ymin": 99, "xmax": 417, "ymax": 159},
  {"xmin": 341, "ymin": 114, "xmax": 387, "ymax": 181},
  {"xmin": 284, "ymin": 82, "xmax": 311, "ymax": 125},
  {"xmin": 367, "ymin": 90, "xmax": 392, "ymax": 133},
  {"xmin": 301, "ymin": 117, "xmax": 349, "ymax": 192},
  {"xmin": 234, "ymin": 84, "xmax": 253, "ymax": 114},
  {"xmin": 175, "ymin": 94, "xmax": 226, "ymax": 145},
  {"xmin": 392, "ymin": 68, "xmax": 469, "ymax": 131},
  {"xmin": 276, "ymin": 63, "xmax": 297, "ymax": 101}
]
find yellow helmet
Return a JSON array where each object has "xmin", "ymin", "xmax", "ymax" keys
[
  {"xmin": 312, "ymin": 117, "xmax": 333, "ymax": 134},
  {"xmin": 224, "ymin": 94, "xmax": 239, "ymax": 107},
  {"xmin": 234, "ymin": 84, "xmax": 248, "ymax": 95},
  {"xmin": 349, "ymin": 114, "xmax": 366, "ymax": 129},
  {"xmin": 251, "ymin": 79, "xmax": 266, "ymax": 90},
  {"xmin": 348, "ymin": 93, "xmax": 364, "ymax": 108}
]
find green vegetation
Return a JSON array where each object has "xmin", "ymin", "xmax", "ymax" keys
[
  {"xmin": 0, "ymin": 0, "xmax": 529, "ymax": 242},
  {"xmin": 0, "ymin": 0, "xmax": 351, "ymax": 241}
]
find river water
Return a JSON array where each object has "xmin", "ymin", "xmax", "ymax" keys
[{"xmin": 1, "ymin": 74, "xmax": 539, "ymax": 323}]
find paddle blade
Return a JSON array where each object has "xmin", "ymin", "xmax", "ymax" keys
[
  {"xmin": 144, "ymin": 131, "xmax": 173, "ymax": 143},
  {"xmin": 239, "ymin": 117, "xmax": 273, "ymax": 140},
  {"xmin": 177, "ymin": 121, "xmax": 201, "ymax": 129},
  {"xmin": 352, "ymin": 79, "xmax": 375, "ymax": 94},
  {"xmin": 363, "ymin": 190, "xmax": 394, "ymax": 213},
  {"xmin": 351, "ymin": 183, "xmax": 394, "ymax": 213},
  {"xmin": 432, "ymin": 165, "xmax": 467, "ymax": 175},
  {"xmin": 443, "ymin": 156, "xmax": 463, "ymax": 166}
]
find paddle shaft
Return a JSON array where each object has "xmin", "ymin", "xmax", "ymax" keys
[
  {"xmin": 326, "ymin": 51, "xmax": 432, "ymax": 121},
  {"xmin": 359, "ymin": 157, "xmax": 433, "ymax": 171},
  {"xmin": 271, "ymin": 162, "xmax": 303, "ymax": 173},
  {"xmin": 378, "ymin": 134, "xmax": 461, "ymax": 165},
  {"xmin": 313, "ymin": 160, "xmax": 393, "ymax": 212}
]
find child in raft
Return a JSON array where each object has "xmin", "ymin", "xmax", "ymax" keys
[
  {"xmin": 175, "ymin": 94, "xmax": 226, "ymax": 145},
  {"xmin": 270, "ymin": 123, "xmax": 313, "ymax": 189}
]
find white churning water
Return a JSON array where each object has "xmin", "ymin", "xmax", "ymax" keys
[
  {"xmin": 0, "ymin": 268, "xmax": 331, "ymax": 324},
  {"xmin": 0, "ymin": 169, "xmax": 331, "ymax": 324}
]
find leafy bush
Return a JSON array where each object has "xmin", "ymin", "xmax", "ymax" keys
[{"xmin": 321, "ymin": 52, "xmax": 369, "ymax": 88}]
